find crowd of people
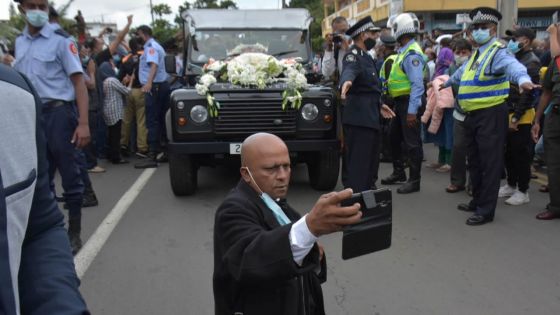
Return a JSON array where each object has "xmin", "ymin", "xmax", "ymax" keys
[{"xmin": 323, "ymin": 7, "xmax": 560, "ymax": 226}]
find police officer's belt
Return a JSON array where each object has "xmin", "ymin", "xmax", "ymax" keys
[{"xmin": 44, "ymin": 100, "xmax": 71, "ymax": 108}]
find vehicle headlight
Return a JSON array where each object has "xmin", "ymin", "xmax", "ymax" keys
[
  {"xmin": 301, "ymin": 103, "xmax": 319, "ymax": 121},
  {"xmin": 190, "ymin": 105, "xmax": 208, "ymax": 123},
  {"xmin": 177, "ymin": 101, "xmax": 185, "ymax": 110}
]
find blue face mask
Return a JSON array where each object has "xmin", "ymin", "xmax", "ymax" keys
[
  {"xmin": 113, "ymin": 55, "xmax": 121, "ymax": 64},
  {"xmin": 243, "ymin": 167, "xmax": 291, "ymax": 226},
  {"xmin": 26, "ymin": 9, "xmax": 49, "ymax": 28},
  {"xmin": 507, "ymin": 39, "xmax": 522, "ymax": 54},
  {"xmin": 81, "ymin": 56, "xmax": 90, "ymax": 65},
  {"xmin": 472, "ymin": 28, "xmax": 491, "ymax": 44}
]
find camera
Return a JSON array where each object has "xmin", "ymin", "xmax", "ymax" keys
[
  {"xmin": 106, "ymin": 27, "xmax": 113, "ymax": 34},
  {"xmin": 332, "ymin": 33, "xmax": 344, "ymax": 44}
]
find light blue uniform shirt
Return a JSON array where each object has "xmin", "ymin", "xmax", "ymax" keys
[
  {"xmin": 445, "ymin": 37, "xmax": 531, "ymax": 89},
  {"xmin": 399, "ymin": 39, "xmax": 425, "ymax": 114},
  {"xmin": 14, "ymin": 23, "xmax": 83, "ymax": 103},
  {"xmin": 139, "ymin": 38, "xmax": 168, "ymax": 85}
]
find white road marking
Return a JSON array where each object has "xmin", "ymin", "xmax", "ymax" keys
[{"xmin": 74, "ymin": 168, "xmax": 157, "ymax": 279}]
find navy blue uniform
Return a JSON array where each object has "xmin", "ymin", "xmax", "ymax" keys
[{"xmin": 339, "ymin": 45, "xmax": 382, "ymax": 191}]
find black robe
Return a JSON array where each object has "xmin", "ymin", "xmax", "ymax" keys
[{"xmin": 213, "ymin": 180, "xmax": 326, "ymax": 315}]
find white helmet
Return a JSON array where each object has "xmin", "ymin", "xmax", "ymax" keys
[{"xmin": 390, "ymin": 13, "xmax": 420, "ymax": 40}]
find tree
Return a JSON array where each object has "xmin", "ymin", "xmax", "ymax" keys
[
  {"xmin": 192, "ymin": 0, "xmax": 238, "ymax": 9},
  {"xmin": 175, "ymin": 1, "xmax": 192, "ymax": 25},
  {"xmin": 289, "ymin": 0, "xmax": 324, "ymax": 53},
  {"xmin": 152, "ymin": 3, "xmax": 172, "ymax": 17},
  {"xmin": 151, "ymin": 3, "xmax": 178, "ymax": 44}
]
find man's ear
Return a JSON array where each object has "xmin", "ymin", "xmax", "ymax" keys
[{"xmin": 240, "ymin": 167, "xmax": 251, "ymax": 184}]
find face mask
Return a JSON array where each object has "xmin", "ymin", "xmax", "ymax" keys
[
  {"xmin": 82, "ymin": 56, "xmax": 90, "ymax": 65},
  {"xmin": 114, "ymin": 68, "xmax": 120, "ymax": 77},
  {"xmin": 113, "ymin": 55, "xmax": 121, "ymax": 64},
  {"xmin": 454, "ymin": 54, "xmax": 469, "ymax": 66},
  {"xmin": 364, "ymin": 38, "xmax": 377, "ymax": 51},
  {"xmin": 472, "ymin": 29, "xmax": 491, "ymax": 44},
  {"xmin": 25, "ymin": 9, "xmax": 49, "ymax": 28},
  {"xmin": 242, "ymin": 167, "xmax": 291, "ymax": 226},
  {"xmin": 507, "ymin": 39, "xmax": 523, "ymax": 54}
]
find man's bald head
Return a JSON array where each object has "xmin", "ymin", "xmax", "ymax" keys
[{"xmin": 240, "ymin": 133, "xmax": 291, "ymax": 199}]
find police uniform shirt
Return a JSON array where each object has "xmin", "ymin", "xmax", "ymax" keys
[
  {"xmin": 445, "ymin": 38, "xmax": 531, "ymax": 90},
  {"xmin": 139, "ymin": 38, "xmax": 168, "ymax": 85},
  {"xmin": 397, "ymin": 39, "xmax": 425, "ymax": 115},
  {"xmin": 339, "ymin": 45, "xmax": 382, "ymax": 129},
  {"xmin": 543, "ymin": 58, "xmax": 560, "ymax": 107},
  {"xmin": 14, "ymin": 23, "xmax": 83, "ymax": 103}
]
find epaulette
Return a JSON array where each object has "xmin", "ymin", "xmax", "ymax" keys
[{"xmin": 54, "ymin": 29, "xmax": 70, "ymax": 38}]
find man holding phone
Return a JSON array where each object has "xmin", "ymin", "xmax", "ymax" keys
[
  {"xmin": 213, "ymin": 133, "xmax": 362, "ymax": 315},
  {"xmin": 322, "ymin": 16, "xmax": 350, "ymax": 80}
]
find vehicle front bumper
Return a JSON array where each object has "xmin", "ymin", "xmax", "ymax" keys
[{"xmin": 168, "ymin": 139, "xmax": 340, "ymax": 154}]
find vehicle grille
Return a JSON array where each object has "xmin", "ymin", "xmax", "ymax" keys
[{"xmin": 213, "ymin": 99, "xmax": 297, "ymax": 137}]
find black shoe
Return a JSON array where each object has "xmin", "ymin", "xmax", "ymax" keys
[
  {"xmin": 156, "ymin": 152, "xmax": 168, "ymax": 163},
  {"xmin": 111, "ymin": 159, "xmax": 130, "ymax": 165},
  {"xmin": 397, "ymin": 180, "xmax": 420, "ymax": 194},
  {"xmin": 120, "ymin": 145, "xmax": 131, "ymax": 157},
  {"xmin": 68, "ymin": 232, "xmax": 82, "ymax": 255},
  {"xmin": 466, "ymin": 214, "xmax": 493, "ymax": 226},
  {"xmin": 134, "ymin": 160, "xmax": 158, "ymax": 169},
  {"xmin": 55, "ymin": 195, "xmax": 65, "ymax": 202},
  {"xmin": 82, "ymin": 193, "xmax": 98, "ymax": 208},
  {"xmin": 457, "ymin": 203, "xmax": 475, "ymax": 212},
  {"xmin": 381, "ymin": 172, "xmax": 407, "ymax": 185},
  {"xmin": 135, "ymin": 151, "xmax": 149, "ymax": 159}
]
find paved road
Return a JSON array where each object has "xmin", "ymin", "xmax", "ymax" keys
[{"xmin": 70, "ymin": 147, "xmax": 560, "ymax": 315}]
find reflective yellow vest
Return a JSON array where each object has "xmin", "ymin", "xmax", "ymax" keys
[
  {"xmin": 457, "ymin": 41, "xmax": 510, "ymax": 112},
  {"xmin": 380, "ymin": 54, "xmax": 397, "ymax": 95},
  {"xmin": 387, "ymin": 41, "xmax": 426, "ymax": 98}
]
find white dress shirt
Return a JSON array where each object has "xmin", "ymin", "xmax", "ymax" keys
[{"xmin": 289, "ymin": 214, "xmax": 318, "ymax": 265}]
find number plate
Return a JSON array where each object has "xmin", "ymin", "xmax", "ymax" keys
[{"xmin": 229, "ymin": 143, "xmax": 242, "ymax": 155}]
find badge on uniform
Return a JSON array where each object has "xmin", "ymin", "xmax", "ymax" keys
[
  {"xmin": 345, "ymin": 54, "xmax": 356, "ymax": 62},
  {"xmin": 69, "ymin": 43, "xmax": 78, "ymax": 55},
  {"xmin": 149, "ymin": 48, "xmax": 156, "ymax": 56},
  {"xmin": 412, "ymin": 58, "xmax": 420, "ymax": 67}
]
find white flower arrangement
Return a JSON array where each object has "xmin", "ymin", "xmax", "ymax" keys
[{"xmin": 195, "ymin": 53, "xmax": 308, "ymax": 117}]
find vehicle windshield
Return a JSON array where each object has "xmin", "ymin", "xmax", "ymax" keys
[{"xmin": 189, "ymin": 29, "xmax": 308, "ymax": 64}]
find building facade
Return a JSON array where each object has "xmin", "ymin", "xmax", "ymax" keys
[{"xmin": 322, "ymin": 0, "xmax": 557, "ymax": 39}]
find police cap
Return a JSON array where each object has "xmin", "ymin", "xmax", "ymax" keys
[
  {"xmin": 469, "ymin": 7, "xmax": 502, "ymax": 25},
  {"xmin": 346, "ymin": 16, "xmax": 380, "ymax": 39},
  {"xmin": 380, "ymin": 35, "xmax": 397, "ymax": 46}
]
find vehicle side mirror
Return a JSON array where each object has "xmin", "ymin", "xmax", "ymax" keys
[{"xmin": 165, "ymin": 55, "xmax": 177, "ymax": 74}]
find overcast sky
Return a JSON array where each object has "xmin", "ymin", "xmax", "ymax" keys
[{"xmin": 1, "ymin": 0, "xmax": 286, "ymax": 29}]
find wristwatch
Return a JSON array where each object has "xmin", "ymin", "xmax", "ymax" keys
[{"xmin": 511, "ymin": 117, "xmax": 519, "ymax": 123}]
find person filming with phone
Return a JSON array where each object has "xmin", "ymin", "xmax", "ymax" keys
[
  {"xmin": 322, "ymin": 16, "xmax": 351, "ymax": 80},
  {"xmin": 213, "ymin": 132, "xmax": 362, "ymax": 315}
]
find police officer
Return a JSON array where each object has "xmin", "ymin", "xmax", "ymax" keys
[
  {"xmin": 378, "ymin": 35, "xmax": 398, "ymax": 162},
  {"xmin": 13, "ymin": 0, "xmax": 90, "ymax": 252},
  {"xmin": 381, "ymin": 13, "xmax": 426, "ymax": 194},
  {"xmin": 340, "ymin": 16, "xmax": 395, "ymax": 192},
  {"xmin": 136, "ymin": 25, "xmax": 170, "ymax": 166},
  {"xmin": 442, "ymin": 7, "xmax": 538, "ymax": 226}
]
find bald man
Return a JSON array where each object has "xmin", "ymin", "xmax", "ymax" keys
[{"xmin": 213, "ymin": 133, "xmax": 362, "ymax": 315}]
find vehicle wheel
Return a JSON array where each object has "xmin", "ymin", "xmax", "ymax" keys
[
  {"xmin": 169, "ymin": 154, "xmax": 198, "ymax": 196},
  {"xmin": 307, "ymin": 150, "xmax": 340, "ymax": 191}
]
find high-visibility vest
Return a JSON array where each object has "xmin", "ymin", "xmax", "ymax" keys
[
  {"xmin": 457, "ymin": 41, "xmax": 510, "ymax": 112},
  {"xmin": 387, "ymin": 41, "xmax": 426, "ymax": 98},
  {"xmin": 380, "ymin": 54, "xmax": 397, "ymax": 95}
]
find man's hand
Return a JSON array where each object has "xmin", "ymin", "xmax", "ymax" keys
[
  {"xmin": 519, "ymin": 81, "xmax": 541, "ymax": 94},
  {"xmin": 340, "ymin": 81, "xmax": 352, "ymax": 100},
  {"xmin": 509, "ymin": 120, "xmax": 519, "ymax": 131},
  {"xmin": 381, "ymin": 104, "xmax": 396, "ymax": 119},
  {"xmin": 532, "ymin": 123, "xmax": 541, "ymax": 143},
  {"xmin": 141, "ymin": 82, "xmax": 152, "ymax": 93},
  {"xmin": 2, "ymin": 53, "xmax": 14, "ymax": 66},
  {"xmin": 406, "ymin": 114, "xmax": 418, "ymax": 128},
  {"xmin": 325, "ymin": 34, "xmax": 334, "ymax": 51},
  {"xmin": 127, "ymin": 15, "xmax": 133, "ymax": 26},
  {"xmin": 547, "ymin": 23, "xmax": 558, "ymax": 34},
  {"xmin": 72, "ymin": 123, "xmax": 90, "ymax": 148},
  {"xmin": 306, "ymin": 189, "xmax": 362, "ymax": 237},
  {"xmin": 318, "ymin": 243, "xmax": 325, "ymax": 262}
]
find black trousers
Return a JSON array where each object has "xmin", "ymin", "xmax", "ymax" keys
[
  {"xmin": 450, "ymin": 117, "xmax": 468, "ymax": 187},
  {"xmin": 465, "ymin": 104, "xmax": 508, "ymax": 218},
  {"xmin": 343, "ymin": 124, "xmax": 380, "ymax": 192},
  {"xmin": 505, "ymin": 124, "xmax": 532, "ymax": 193},
  {"xmin": 108, "ymin": 120, "xmax": 123, "ymax": 163},
  {"xmin": 544, "ymin": 111, "xmax": 560, "ymax": 214},
  {"xmin": 390, "ymin": 96, "xmax": 423, "ymax": 180}
]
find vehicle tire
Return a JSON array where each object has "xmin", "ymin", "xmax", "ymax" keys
[
  {"xmin": 307, "ymin": 150, "xmax": 340, "ymax": 191},
  {"xmin": 169, "ymin": 154, "xmax": 198, "ymax": 196}
]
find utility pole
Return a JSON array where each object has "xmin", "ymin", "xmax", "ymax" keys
[
  {"xmin": 497, "ymin": 0, "xmax": 517, "ymax": 36},
  {"xmin": 149, "ymin": 0, "xmax": 155, "ymax": 25}
]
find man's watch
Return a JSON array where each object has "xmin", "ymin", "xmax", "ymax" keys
[{"xmin": 511, "ymin": 117, "xmax": 519, "ymax": 123}]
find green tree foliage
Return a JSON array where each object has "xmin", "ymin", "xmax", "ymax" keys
[
  {"xmin": 151, "ymin": 3, "xmax": 177, "ymax": 44},
  {"xmin": 192, "ymin": 0, "xmax": 238, "ymax": 9},
  {"xmin": 288, "ymin": 0, "xmax": 324, "ymax": 53}
]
